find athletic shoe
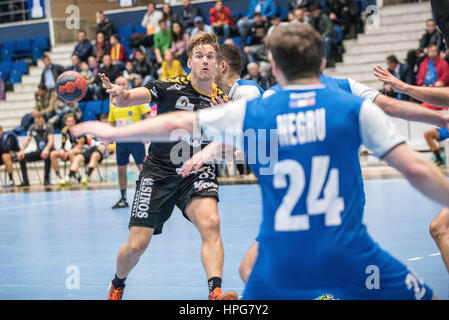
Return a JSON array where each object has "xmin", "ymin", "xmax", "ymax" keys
[
  {"xmin": 58, "ymin": 176, "xmax": 73, "ymax": 186},
  {"xmin": 44, "ymin": 178, "xmax": 51, "ymax": 186},
  {"xmin": 80, "ymin": 174, "xmax": 89, "ymax": 185},
  {"xmin": 108, "ymin": 282, "xmax": 125, "ymax": 300},
  {"xmin": 18, "ymin": 182, "xmax": 30, "ymax": 187},
  {"xmin": 208, "ymin": 287, "xmax": 238, "ymax": 300},
  {"xmin": 434, "ymin": 159, "xmax": 445, "ymax": 167},
  {"xmin": 2, "ymin": 180, "xmax": 14, "ymax": 188},
  {"xmin": 112, "ymin": 198, "xmax": 129, "ymax": 209}
]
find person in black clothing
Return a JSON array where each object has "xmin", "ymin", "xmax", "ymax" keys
[
  {"xmin": 179, "ymin": 0, "xmax": 202, "ymax": 32},
  {"xmin": 132, "ymin": 49, "xmax": 155, "ymax": 87},
  {"xmin": 73, "ymin": 30, "xmax": 93, "ymax": 63},
  {"xmin": 65, "ymin": 54, "xmax": 82, "ymax": 73},
  {"xmin": 325, "ymin": 0, "xmax": 357, "ymax": 39},
  {"xmin": 96, "ymin": 54, "xmax": 121, "ymax": 99},
  {"xmin": 243, "ymin": 62, "xmax": 270, "ymax": 90},
  {"xmin": 408, "ymin": 19, "xmax": 444, "ymax": 73},
  {"xmin": 309, "ymin": 4, "xmax": 336, "ymax": 65},
  {"xmin": 40, "ymin": 55, "xmax": 65, "ymax": 93},
  {"xmin": 96, "ymin": 11, "xmax": 115, "ymax": 41},
  {"xmin": 0, "ymin": 126, "xmax": 20, "ymax": 187},
  {"xmin": 243, "ymin": 12, "xmax": 269, "ymax": 63},
  {"xmin": 289, "ymin": 0, "xmax": 315, "ymax": 11},
  {"xmin": 17, "ymin": 114, "xmax": 55, "ymax": 186},
  {"xmin": 383, "ymin": 55, "xmax": 414, "ymax": 101}
]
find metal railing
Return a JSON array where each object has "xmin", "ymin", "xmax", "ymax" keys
[{"xmin": 0, "ymin": 0, "xmax": 31, "ymax": 24}]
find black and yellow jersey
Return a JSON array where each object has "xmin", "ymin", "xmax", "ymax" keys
[
  {"xmin": 143, "ymin": 74, "xmax": 229, "ymax": 172},
  {"xmin": 61, "ymin": 126, "xmax": 86, "ymax": 151}
]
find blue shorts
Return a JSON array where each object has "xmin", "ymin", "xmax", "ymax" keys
[
  {"xmin": 437, "ymin": 128, "xmax": 449, "ymax": 141},
  {"xmin": 116, "ymin": 142, "xmax": 146, "ymax": 166}
]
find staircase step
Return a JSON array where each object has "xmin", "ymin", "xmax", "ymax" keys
[
  {"xmin": 6, "ymin": 91, "xmax": 35, "ymax": 101},
  {"xmin": 355, "ymin": 31, "xmax": 422, "ymax": 45},
  {"xmin": 47, "ymin": 51, "xmax": 74, "ymax": 61},
  {"xmin": 14, "ymin": 83, "xmax": 40, "ymax": 93},
  {"xmin": 343, "ymin": 50, "xmax": 408, "ymax": 65},
  {"xmin": 331, "ymin": 63, "xmax": 383, "ymax": 75},
  {"xmin": 365, "ymin": 22, "xmax": 425, "ymax": 36},
  {"xmin": 21, "ymin": 75, "xmax": 42, "ymax": 84},
  {"xmin": 379, "ymin": 1, "xmax": 431, "ymax": 17},
  {"xmin": 0, "ymin": 99, "xmax": 35, "ymax": 109},
  {"xmin": 51, "ymin": 43, "xmax": 77, "ymax": 53},
  {"xmin": 345, "ymin": 40, "xmax": 418, "ymax": 55},
  {"xmin": 38, "ymin": 59, "xmax": 71, "ymax": 69},
  {"xmin": 378, "ymin": 11, "xmax": 431, "ymax": 26},
  {"xmin": 29, "ymin": 66, "xmax": 43, "ymax": 76}
]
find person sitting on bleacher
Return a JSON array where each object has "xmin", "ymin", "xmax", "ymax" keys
[
  {"xmin": 132, "ymin": 49, "xmax": 156, "ymax": 87},
  {"xmin": 141, "ymin": 2, "xmax": 163, "ymax": 40},
  {"xmin": 96, "ymin": 55, "xmax": 121, "ymax": 99},
  {"xmin": 109, "ymin": 34, "xmax": 127, "ymax": 70},
  {"xmin": 73, "ymin": 30, "xmax": 93, "ymax": 63},
  {"xmin": 179, "ymin": 0, "xmax": 202, "ymax": 33},
  {"xmin": 59, "ymin": 114, "xmax": 114, "ymax": 186},
  {"xmin": 91, "ymin": 32, "xmax": 110, "ymax": 64},
  {"xmin": 154, "ymin": 19, "xmax": 172, "ymax": 65},
  {"xmin": 161, "ymin": 49, "xmax": 186, "ymax": 80},
  {"xmin": 65, "ymin": 54, "xmax": 82, "ymax": 73},
  {"xmin": 162, "ymin": 3, "xmax": 178, "ymax": 30},
  {"xmin": 51, "ymin": 113, "xmax": 86, "ymax": 183},
  {"xmin": 0, "ymin": 125, "xmax": 20, "ymax": 187},
  {"xmin": 17, "ymin": 114, "xmax": 54, "ymax": 187},
  {"xmin": 209, "ymin": 0, "xmax": 234, "ymax": 41},
  {"xmin": 47, "ymin": 91, "xmax": 81, "ymax": 129},
  {"xmin": 96, "ymin": 11, "xmax": 115, "ymax": 41},
  {"xmin": 40, "ymin": 55, "xmax": 64, "ymax": 93},
  {"xmin": 190, "ymin": 16, "xmax": 214, "ymax": 38}
]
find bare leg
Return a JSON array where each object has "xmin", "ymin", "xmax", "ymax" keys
[
  {"xmin": 118, "ymin": 165, "xmax": 127, "ymax": 191},
  {"xmin": 88, "ymin": 151, "xmax": 101, "ymax": 170},
  {"xmin": 50, "ymin": 150, "xmax": 61, "ymax": 173},
  {"xmin": 429, "ymin": 207, "xmax": 449, "ymax": 273},
  {"xmin": 70, "ymin": 154, "xmax": 85, "ymax": 173},
  {"xmin": 116, "ymin": 226, "xmax": 154, "ymax": 279},
  {"xmin": 424, "ymin": 129, "xmax": 440, "ymax": 152},
  {"xmin": 185, "ymin": 197, "xmax": 223, "ymax": 280},
  {"xmin": 2, "ymin": 153, "xmax": 13, "ymax": 176},
  {"xmin": 239, "ymin": 241, "xmax": 259, "ymax": 284}
]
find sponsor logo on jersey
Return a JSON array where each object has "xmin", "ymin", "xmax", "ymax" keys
[
  {"xmin": 149, "ymin": 87, "xmax": 158, "ymax": 98},
  {"xmin": 132, "ymin": 178, "xmax": 155, "ymax": 219},
  {"xmin": 175, "ymin": 96, "xmax": 195, "ymax": 112},
  {"xmin": 167, "ymin": 83, "xmax": 187, "ymax": 91},
  {"xmin": 193, "ymin": 180, "xmax": 218, "ymax": 192},
  {"xmin": 199, "ymin": 95, "xmax": 211, "ymax": 102},
  {"xmin": 289, "ymin": 92, "xmax": 316, "ymax": 108}
]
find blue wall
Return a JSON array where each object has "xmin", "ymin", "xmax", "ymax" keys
[{"xmin": 0, "ymin": 20, "xmax": 50, "ymax": 42}]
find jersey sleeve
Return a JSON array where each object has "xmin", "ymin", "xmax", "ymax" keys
[
  {"xmin": 139, "ymin": 103, "xmax": 151, "ymax": 116},
  {"xmin": 348, "ymin": 78, "xmax": 380, "ymax": 102},
  {"xmin": 359, "ymin": 99, "xmax": 406, "ymax": 158},
  {"xmin": 197, "ymin": 100, "xmax": 247, "ymax": 150},
  {"xmin": 235, "ymin": 86, "xmax": 262, "ymax": 101},
  {"xmin": 143, "ymin": 81, "xmax": 164, "ymax": 107}
]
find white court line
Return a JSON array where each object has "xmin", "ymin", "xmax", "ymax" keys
[
  {"xmin": 429, "ymin": 253, "xmax": 441, "ymax": 257},
  {"xmin": 0, "ymin": 192, "xmax": 113, "ymax": 212},
  {"xmin": 408, "ymin": 257, "xmax": 423, "ymax": 261}
]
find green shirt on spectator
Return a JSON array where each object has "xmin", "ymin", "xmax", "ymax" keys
[{"xmin": 154, "ymin": 30, "xmax": 172, "ymax": 56}]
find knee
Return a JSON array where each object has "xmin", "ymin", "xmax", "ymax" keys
[
  {"xmin": 199, "ymin": 213, "xmax": 221, "ymax": 235},
  {"xmin": 126, "ymin": 239, "xmax": 149, "ymax": 258},
  {"xmin": 429, "ymin": 214, "xmax": 449, "ymax": 241}
]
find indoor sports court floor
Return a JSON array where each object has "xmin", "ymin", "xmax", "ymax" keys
[{"xmin": 0, "ymin": 178, "xmax": 448, "ymax": 300}]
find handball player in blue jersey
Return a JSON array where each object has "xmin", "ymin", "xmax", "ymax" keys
[{"xmin": 73, "ymin": 24, "xmax": 449, "ymax": 299}]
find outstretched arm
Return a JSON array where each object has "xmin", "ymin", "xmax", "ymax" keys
[
  {"xmin": 374, "ymin": 94, "xmax": 449, "ymax": 129},
  {"xmin": 374, "ymin": 66, "xmax": 449, "ymax": 108},
  {"xmin": 98, "ymin": 73, "xmax": 150, "ymax": 107}
]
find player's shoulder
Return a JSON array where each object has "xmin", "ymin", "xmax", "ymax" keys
[
  {"xmin": 216, "ymin": 86, "xmax": 229, "ymax": 100},
  {"xmin": 61, "ymin": 126, "xmax": 69, "ymax": 133}
]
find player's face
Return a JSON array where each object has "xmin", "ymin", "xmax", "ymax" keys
[
  {"xmin": 115, "ymin": 78, "xmax": 129, "ymax": 90},
  {"xmin": 189, "ymin": 45, "xmax": 217, "ymax": 82}
]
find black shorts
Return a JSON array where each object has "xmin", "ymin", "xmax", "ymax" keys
[
  {"xmin": 129, "ymin": 164, "xmax": 219, "ymax": 235},
  {"xmin": 82, "ymin": 147, "xmax": 103, "ymax": 163}
]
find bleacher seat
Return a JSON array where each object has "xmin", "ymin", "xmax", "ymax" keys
[
  {"xmin": 15, "ymin": 38, "xmax": 33, "ymax": 58},
  {"xmin": 133, "ymin": 24, "xmax": 146, "ymax": 34},
  {"xmin": 102, "ymin": 99, "xmax": 110, "ymax": 114},
  {"xmin": 31, "ymin": 37, "xmax": 49, "ymax": 62},
  {"xmin": 9, "ymin": 69, "xmax": 22, "ymax": 84},
  {"xmin": 1, "ymin": 40, "xmax": 16, "ymax": 62},
  {"xmin": 12, "ymin": 61, "xmax": 28, "ymax": 75},
  {"xmin": 118, "ymin": 25, "xmax": 134, "ymax": 43},
  {"xmin": 0, "ymin": 62, "xmax": 12, "ymax": 81}
]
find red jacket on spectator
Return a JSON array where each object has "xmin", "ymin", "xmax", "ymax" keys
[
  {"xmin": 416, "ymin": 56, "xmax": 449, "ymax": 86},
  {"xmin": 209, "ymin": 6, "xmax": 235, "ymax": 26},
  {"xmin": 109, "ymin": 43, "xmax": 127, "ymax": 64}
]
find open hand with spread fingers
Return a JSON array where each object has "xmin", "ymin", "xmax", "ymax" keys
[{"xmin": 373, "ymin": 66, "xmax": 408, "ymax": 94}]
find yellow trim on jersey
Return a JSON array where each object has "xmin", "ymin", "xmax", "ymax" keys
[
  {"xmin": 186, "ymin": 74, "xmax": 218, "ymax": 99},
  {"xmin": 142, "ymin": 86, "xmax": 152, "ymax": 104},
  {"xmin": 108, "ymin": 103, "xmax": 151, "ymax": 127}
]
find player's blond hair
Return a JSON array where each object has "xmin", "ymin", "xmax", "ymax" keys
[{"xmin": 186, "ymin": 32, "xmax": 219, "ymax": 59}]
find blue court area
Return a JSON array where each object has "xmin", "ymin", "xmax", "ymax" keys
[{"xmin": 0, "ymin": 179, "xmax": 448, "ymax": 300}]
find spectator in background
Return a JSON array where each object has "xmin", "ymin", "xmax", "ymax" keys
[
  {"xmin": 190, "ymin": 16, "xmax": 214, "ymax": 38},
  {"xmin": 96, "ymin": 11, "xmax": 115, "ymax": 40},
  {"xmin": 88, "ymin": 56, "xmax": 99, "ymax": 77},
  {"xmin": 97, "ymin": 55, "xmax": 121, "ymax": 99},
  {"xmin": 162, "ymin": 3, "xmax": 178, "ymax": 29},
  {"xmin": 171, "ymin": 21, "xmax": 190, "ymax": 68},
  {"xmin": 0, "ymin": 126, "xmax": 20, "ymax": 187},
  {"xmin": 17, "ymin": 114, "xmax": 54, "ymax": 186},
  {"xmin": 309, "ymin": 4, "xmax": 336, "ymax": 65},
  {"xmin": 47, "ymin": 91, "xmax": 81, "ymax": 129},
  {"xmin": 91, "ymin": 32, "xmax": 110, "ymax": 64},
  {"xmin": 289, "ymin": 0, "xmax": 313, "ymax": 11},
  {"xmin": 33, "ymin": 83, "xmax": 56, "ymax": 121},
  {"xmin": 80, "ymin": 61, "xmax": 97, "ymax": 100},
  {"xmin": 237, "ymin": 0, "xmax": 277, "ymax": 46},
  {"xmin": 73, "ymin": 30, "xmax": 93, "ymax": 63},
  {"xmin": 383, "ymin": 55, "xmax": 414, "ymax": 101},
  {"xmin": 154, "ymin": 19, "xmax": 172, "ymax": 65},
  {"xmin": 243, "ymin": 12, "xmax": 269, "ymax": 63},
  {"xmin": 109, "ymin": 34, "xmax": 127, "ymax": 69},
  {"xmin": 424, "ymin": 127, "xmax": 448, "ymax": 167},
  {"xmin": 123, "ymin": 61, "xmax": 139, "ymax": 88},
  {"xmin": 179, "ymin": 0, "xmax": 202, "ymax": 33},
  {"xmin": 224, "ymin": 38, "xmax": 250, "ymax": 78},
  {"xmin": 141, "ymin": 2, "xmax": 163, "ymax": 37},
  {"xmin": 161, "ymin": 49, "xmax": 186, "ymax": 80},
  {"xmin": 133, "ymin": 49, "xmax": 156, "ymax": 87},
  {"xmin": 325, "ymin": 0, "xmax": 357, "ymax": 40},
  {"xmin": 267, "ymin": 14, "xmax": 284, "ymax": 35},
  {"xmin": 40, "ymin": 55, "xmax": 64, "ymax": 93},
  {"xmin": 243, "ymin": 62, "xmax": 270, "ymax": 90},
  {"xmin": 417, "ymin": 44, "xmax": 449, "ymax": 110},
  {"xmin": 291, "ymin": 8, "xmax": 309, "ymax": 24},
  {"xmin": 209, "ymin": 0, "xmax": 234, "ymax": 41},
  {"xmin": 66, "ymin": 54, "xmax": 81, "ymax": 72},
  {"xmin": 408, "ymin": 19, "xmax": 443, "ymax": 74}
]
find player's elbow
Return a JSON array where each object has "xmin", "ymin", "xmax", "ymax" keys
[
  {"xmin": 402, "ymin": 159, "xmax": 430, "ymax": 183},
  {"xmin": 165, "ymin": 112, "xmax": 195, "ymax": 133}
]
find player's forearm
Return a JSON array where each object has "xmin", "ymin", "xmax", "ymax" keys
[
  {"xmin": 112, "ymin": 111, "xmax": 198, "ymax": 143},
  {"xmin": 114, "ymin": 87, "xmax": 148, "ymax": 108},
  {"xmin": 402, "ymin": 84, "xmax": 449, "ymax": 108},
  {"xmin": 375, "ymin": 95, "xmax": 447, "ymax": 128}
]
